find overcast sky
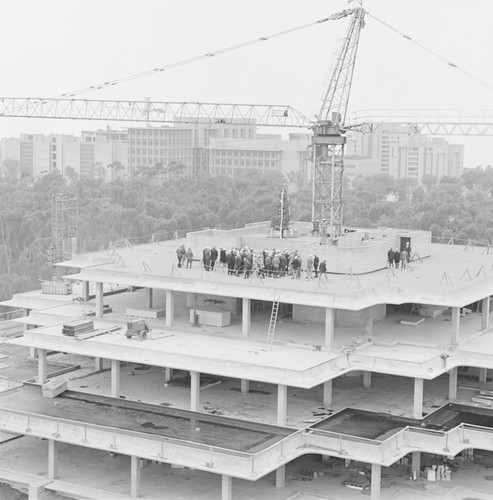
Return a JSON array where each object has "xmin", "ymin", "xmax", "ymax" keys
[{"xmin": 1, "ymin": 0, "xmax": 492, "ymax": 166}]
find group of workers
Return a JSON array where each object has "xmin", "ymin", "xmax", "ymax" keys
[{"xmin": 387, "ymin": 242, "xmax": 412, "ymax": 270}]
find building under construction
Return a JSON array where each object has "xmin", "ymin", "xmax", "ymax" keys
[{"xmin": 0, "ymin": 222, "xmax": 493, "ymax": 499}]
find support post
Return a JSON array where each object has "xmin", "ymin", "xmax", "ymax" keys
[
  {"xmin": 277, "ymin": 384, "xmax": 287, "ymax": 426},
  {"xmin": 29, "ymin": 346, "xmax": 38, "ymax": 359},
  {"xmin": 448, "ymin": 367, "xmax": 458, "ymax": 401},
  {"xmin": 413, "ymin": 378, "xmax": 423, "ymax": 419},
  {"xmin": 166, "ymin": 290, "xmax": 174, "ymax": 328},
  {"xmin": 451, "ymin": 306, "xmax": 460, "ymax": 344},
  {"xmin": 146, "ymin": 288, "xmax": 153, "ymax": 309},
  {"xmin": 48, "ymin": 439, "xmax": 58, "ymax": 480},
  {"xmin": 411, "ymin": 452, "xmax": 421, "ymax": 478},
  {"xmin": 323, "ymin": 380, "xmax": 333, "ymax": 407},
  {"xmin": 364, "ymin": 306, "xmax": 373, "ymax": 339},
  {"xmin": 95, "ymin": 357, "xmax": 104, "ymax": 371},
  {"xmin": 242, "ymin": 297, "xmax": 251, "ymax": 337},
  {"xmin": 111, "ymin": 359, "xmax": 120, "ymax": 398},
  {"xmin": 482, "ymin": 297, "xmax": 490, "ymax": 330},
  {"xmin": 130, "ymin": 455, "xmax": 141, "ymax": 499},
  {"xmin": 240, "ymin": 379, "xmax": 250, "ymax": 394},
  {"xmin": 190, "ymin": 371, "xmax": 200, "ymax": 411},
  {"xmin": 325, "ymin": 307, "xmax": 335, "ymax": 348},
  {"xmin": 363, "ymin": 371, "xmax": 372, "ymax": 389},
  {"xmin": 275, "ymin": 466, "xmax": 285, "ymax": 488},
  {"xmin": 370, "ymin": 463, "xmax": 381, "ymax": 500},
  {"xmin": 221, "ymin": 474, "xmax": 232, "ymax": 500},
  {"xmin": 164, "ymin": 367, "xmax": 173, "ymax": 384},
  {"xmin": 479, "ymin": 368, "xmax": 488, "ymax": 383},
  {"xmin": 38, "ymin": 349, "xmax": 47, "ymax": 385},
  {"xmin": 81, "ymin": 280, "xmax": 90, "ymax": 301},
  {"xmin": 95, "ymin": 281, "xmax": 104, "ymax": 319}
]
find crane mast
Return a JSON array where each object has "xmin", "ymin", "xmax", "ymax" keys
[{"xmin": 312, "ymin": 3, "xmax": 365, "ymax": 239}]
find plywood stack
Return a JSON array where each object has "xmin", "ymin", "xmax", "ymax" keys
[{"xmin": 62, "ymin": 320, "xmax": 94, "ymax": 337}]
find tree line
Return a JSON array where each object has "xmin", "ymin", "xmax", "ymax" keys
[{"xmin": 1, "ymin": 166, "xmax": 492, "ymax": 301}]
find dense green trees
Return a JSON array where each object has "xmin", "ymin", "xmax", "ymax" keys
[{"xmin": 1, "ymin": 166, "xmax": 493, "ymax": 301}]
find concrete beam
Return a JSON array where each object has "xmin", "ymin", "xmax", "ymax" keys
[
  {"xmin": 325, "ymin": 307, "xmax": 335, "ymax": 348},
  {"xmin": 323, "ymin": 380, "xmax": 332, "ymax": 407},
  {"xmin": 479, "ymin": 368, "xmax": 488, "ymax": 383},
  {"xmin": 451, "ymin": 307, "xmax": 460, "ymax": 344},
  {"xmin": 413, "ymin": 378, "xmax": 424, "ymax": 419},
  {"xmin": 111, "ymin": 360, "xmax": 120, "ymax": 398},
  {"xmin": 363, "ymin": 371, "xmax": 372, "ymax": 389},
  {"xmin": 190, "ymin": 371, "xmax": 200, "ymax": 411},
  {"xmin": 370, "ymin": 463, "xmax": 381, "ymax": 500},
  {"xmin": 166, "ymin": 290, "xmax": 175, "ymax": 328},
  {"xmin": 130, "ymin": 455, "xmax": 141, "ymax": 499},
  {"xmin": 277, "ymin": 384, "xmax": 287, "ymax": 426},
  {"xmin": 146, "ymin": 288, "xmax": 153, "ymax": 309},
  {"xmin": 221, "ymin": 474, "xmax": 232, "ymax": 500},
  {"xmin": 449, "ymin": 368, "xmax": 458, "ymax": 401},
  {"xmin": 48, "ymin": 439, "xmax": 58, "ymax": 480},
  {"xmin": 482, "ymin": 297, "xmax": 490, "ymax": 330},
  {"xmin": 95, "ymin": 282, "xmax": 104, "ymax": 319},
  {"xmin": 275, "ymin": 465, "xmax": 285, "ymax": 488},
  {"xmin": 242, "ymin": 298, "xmax": 251, "ymax": 337},
  {"xmin": 38, "ymin": 349, "xmax": 47, "ymax": 385}
]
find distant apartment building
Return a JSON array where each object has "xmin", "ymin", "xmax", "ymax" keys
[
  {"xmin": 0, "ymin": 130, "xmax": 128, "ymax": 181},
  {"xmin": 344, "ymin": 123, "xmax": 464, "ymax": 182}
]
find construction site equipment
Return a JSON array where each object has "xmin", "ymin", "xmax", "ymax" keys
[
  {"xmin": 265, "ymin": 299, "xmax": 280, "ymax": 348},
  {"xmin": 125, "ymin": 319, "xmax": 151, "ymax": 340}
]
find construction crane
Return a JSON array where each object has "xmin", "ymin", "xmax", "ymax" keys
[{"xmin": 311, "ymin": 2, "xmax": 366, "ymax": 238}]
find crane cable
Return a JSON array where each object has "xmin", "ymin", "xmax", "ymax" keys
[
  {"xmin": 49, "ymin": 12, "xmax": 351, "ymax": 100},
  {"xmin": 366, "ymin": 11, "xmax": 493, "ymax": 94}
]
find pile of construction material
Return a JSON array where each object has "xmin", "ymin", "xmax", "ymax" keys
[
  {"xmin": 41, "ymin": 280, "xmax": 72, "ymax": 295},
  {"xmin": 62, "ymin": 320, "xmax": 94, "ymax": 337},
  {"xmin": 425, "ymin": 464, "xmax": 452, "ymax": 481},
  {"xmin": 472, "ymin": 389, "xmax": 493, "ymax": 406}
]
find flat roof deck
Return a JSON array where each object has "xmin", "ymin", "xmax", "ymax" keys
[
  {"xmin": 0, "ymin": 385, "xmax": 292, "ymax": 453},
  {"xmin": 58, "ymin": 238, "xmax": 493, "ymax": 309}
]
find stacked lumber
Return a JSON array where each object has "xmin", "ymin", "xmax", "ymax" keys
[{"xmin": 62, "ymin": 320, "xmax": 94, "ymax": 337}]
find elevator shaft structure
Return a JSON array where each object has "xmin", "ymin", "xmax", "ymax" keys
[{"xmin": 312, "ymin": 4, "xmax": 365, "ymax": 237}]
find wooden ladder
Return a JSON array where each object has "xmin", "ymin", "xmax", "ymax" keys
[{"xmin": 265, "ymin": 299, "xmax": 280, "ymax": 349}]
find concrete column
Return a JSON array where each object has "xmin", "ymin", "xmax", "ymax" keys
[
  {"xmin": 95, "ymin": 357, "xmax": 104, "ymax": 371},
  {"xmin": 146, "ymin": 288, "xmax": 153, "ymax": 309},
  {"xmin": 242, "ymin": 297, "xmax": 251, "ymax": 337},
  {"xmin": 275, "ymin": 466, "xmax": 285, "ymax": 488},
  {"xmin": 479, "ymin": 368, "xmax": 488, "ymax": 383},
  {"xmin": 29, "ymin": 346, "xmax": 38, "ymax": 359},
  {"xmin": 323, "ymin": 380, "xmax": 333, "ymax": 407},
  {"xmin": 240, "ymin": 379, "xmax": 250, "ymax": 394},
  {"xmin": 277, "ymin": 384, "xmax": 287, "ymax": 426},
  {"xmin": 81, "ymin": 280, "xmax": 90, "ymax": 301},
  {"xmin": 482, "ymin": 297, "xmax": 490, "ymax": 330},
  {"xmin": 38, "ymin": 349, "xmax": 47, "ymax": 385},
  {"xmin": 364, "ymin": 307, "xmax": 373, "ymax": 339},
  {"xmin": 411, "ymin": 452, "xmax": 421, "ymax": 478},
  {"xmin": 130, "ymin": 455, "xmax": 141, "ymax": 499},
  {"xmin": 451, "ymin": 306, "xmax": 460, "ymax": 344},
  {"xmin": 166, "ymin": 290, "xmax": 175, "ymax": 328},
  {"xmin": 413, "ymin": 378, "xmax": 424, "ymax": 419},
  {"xmin": 48, "ymin": 439, "xmax": 58, "ymax": 480},
  {"xmin": 370, "ymin": 463, "xmax": 381, "ymax": 500},
  {"xmin": 325, "ymin": 307, "xmax": 335, "ymax": 348},
  {"xmin": 190, "ymin": 371, "xmax": 200, "ymax": 411},
  {"xmin": 111, "ymin": 359, "xmax": 120, "ymax": 398},
  {"xmin": 164, "ymin": 367, "xmax": 173, "ymax": 384},
  {"xmin": 363, "ymin": 371, "xmax": 372, "ymax": 389},
  {"xmin": 221, "ymin": 475, "xmax": 232, "ymax": 500},
  {"xmin": 448, "ymin": 367, "xmax": 458, "ymax": 401},
  {"xmin": 95, "ymin": 282, "xmax": 104, "ymax": 318}
]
